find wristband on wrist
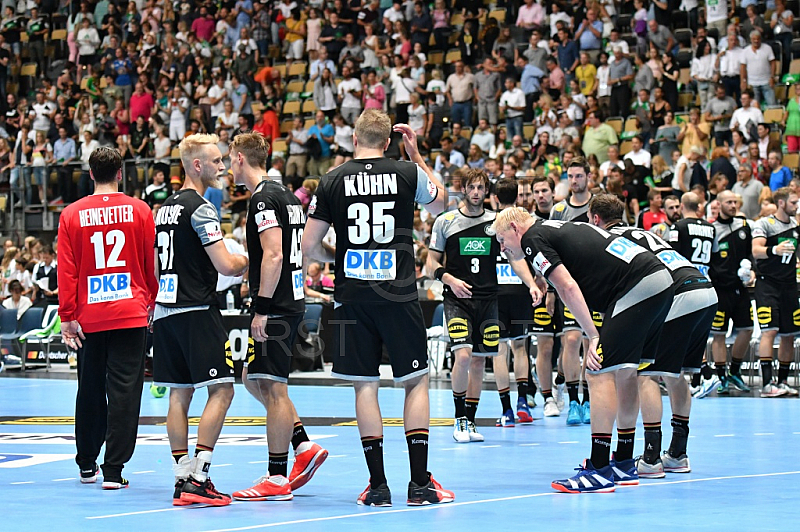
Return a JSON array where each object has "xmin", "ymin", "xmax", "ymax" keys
[
  {"xmin": 254, "ymin": 296, "xmax": 272, "ymax": 315},
  {"xmin": 434, "ymin": 267, "xmax": 446, "ymax": 281},
  {"xmin": 768, "ymin": 246, "xmax": 778, "ymax": 257}
]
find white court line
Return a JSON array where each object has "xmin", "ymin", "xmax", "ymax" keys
[
  {"xmin": 439, "ymin": 448, "xmax": 460, "ymax": 451},
  {"xmin": 558, "ymin": 441, "xmax": 579, "ymax": 444},
  {"xmin": 132, "ymin": 471, "xmax": 155, "ymax": 475},
  {"xmin": 248, "ymin": 460, "xmax": 269, "ymax": 464},
  {"xmin": 11, "ymin": 481, "xmax": 34, "ymax": 485},
  {"xmin": 714, "ymin": 434, "xmax": 735, "ymax": 438},
  {"xmin": 88, "ymin": 502, "xmax": 244, "ymax": 519},
  {"xmin": 519, "ymin": 443, "xmax": 539, "ymax": 446},
  {"xmin": 481, "ymin": 445, "xmax": 500, "ymax": 448},
  {"xmin": 754, "ymin": 433, "xmax": 774, "ymax": 436},
  {"xmin": 327, "ymin": 455, "xmax": 348, "ymax": 459},
  {"xmin": 215, "ymin": 464, "xmax": 233, "ymax": 468},
  {"xmin": 53, "ymin": 478, "xmax": 75, "ymax": 482},
  {"xmin": 185, "ymin": 471, "xmax": 800, "ymax": 532}
]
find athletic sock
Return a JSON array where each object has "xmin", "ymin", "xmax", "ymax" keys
[
  {"xmin": 555, "ymin": 371, "xmax": 565, "ymax": 385},
  {"xmin": 172, "ymin": 449, "xmax": 188, "ymax": 464},
  {"xmin": 730, "ymin": 358, "xmax": 743, "ymax": 376},
  {"xmin": 691, "ymin": 372, "xmax": 701, "ymax": 387},
  {"xmin": 615, "ymin": 428, "xmax": 636, "ymax": 462},
  {"xmin": 268, "ymin": 452, "xmax": 289, "ymax": 478},
  {"xmin": 291, "ymin": 421, "xmax": 310, "ymax": 451},
  {"xmin": 760, "ymin": 359, "xmax": 773, "ymax": 385},
  {"xmin": 715, "ymin": 363, "xmax": 727, "ymax": 380},
  {"xmin": 669, "ymin": 415, "xmax": 690, "ymax": 457},
  {"xmin": 361, "ymin": 436, "xmax": 386, "ymax": 488},
  {"xmin": 498, "ymin": 387, "xmax": 512, "ymax": 412},
  {"xmin": 642, "ymin": 422, "xmax": 662, "ymax": 464},
  {"xmin": 778, "ymin": 362, "xmax": 791, "ymax": 384},
  {"xmin": 516, "ymin": 379, "xmax": 528, "ymax": 403},
  {"xmin": 405, "ymin": 429, "xmax": 429, "ymax": 486},
  {"xmin": 590, "ymin": 433, "xmax": 612, "ymax": 468},
  {"xmin": 581, "ymin": 382, "xmax": 590, "ymax": 405},
  {"xmin": 566, "ymin": 380, "xmax": 579, "ymax": 403},
  {"xmin": 542, "ymin": 389, "xmax": 553, "ymax": 400},
  {"xmin": 700, "ymin": 363, "xmax": 713, "ymax": 380},
  {"xmin": 465, "ymin": 397, "xmax": 480, "ymax": 423},
  {"xmin": 192, "ymin": 445, "xmax": 213, "ymax": 482},
  {"xmin": 453, "ymin": 391, "xmax": 467, "ymax": 419}
]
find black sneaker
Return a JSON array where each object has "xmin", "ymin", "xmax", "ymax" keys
[
  {"xmin": 79, "ymin": 463, "xmax": 99, "ymax": 484},
  {"xmin": 357, "ymin": 482, "xmax": 392, "ymax": 507},
  {"xmin": 102, "ymin": 478, "xmax": 130, "ymax": 490},
  {"xmin": 407, "ymin": 473, "xmax": 454, "ymax": 506},
  {"xmin": 180, "ymin": 477, "xmax": 232, "ymax": 506}
]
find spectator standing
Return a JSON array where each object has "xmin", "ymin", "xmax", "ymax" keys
[
  {"xmin": 767, "ymin": 151, "xmax": 793, "ymax": 192},
  {"xmin": 168, "ymin": 87, "xmax": 189, "ymax": 142},
  {"xmin": 740, "ymin": 32, "xmax": 778, "ymax": 107},
  {"xmin": 445, "ymin": 61, "xmax": 476, "ymax": 128},
  {"xmin": 678, "ymin": 107, "xmax": 710, "ymax": 156},
  {"xmin": 286, "ymin": 117, "xmax": 309, "ymax": 186},
  {"xmin": 499, "ymin": 77, "xmax": 525, "ymax": 140},
  {"xmin": 704, "ymin": 84, "xmax": 737, "ymax": 148},
  {"xmin": 337, "ymin": 66, "xmax": 363, "ymax": 125},
  {"xmin": 582, "ymin": 111, "xmax": 618, "ymax": 164},
  {"xmin": 26, "ymin": 8, "xmax": 48, "ymax": 78},
  {"xmin": 574, "ymin": 8, "xmax": 603, "ymax": 51},
  {"xmin": 608, "ymin": 47, "xmax": 633, "ymax": 118},
  {"xmin": 731, "ymin": 165, "xmax": 763, "ymax": 219},
  {"xmin": 473, "ymin": 58, "xmax": 501, "ymax": 129},
  {"xmin": 129, "ymin": 83, "xmax": 154, "ymax": 124},
  {"xmin": 307, "ymin": 111, "xmax": 335, "ymax": 176},
  {"xmin": 784, "ymin": 83, "xmax": 800, "ymax": 153},
  {"xmin": 314, "ymin": 68, "xmax": 339, "ymax": 120},
  {"xmin": 53, "ymin": 127, "xmax": 77, "ymax": 204},
  {"xmin": 730, "ymin": 90, "xmax": 764, "ymax": 142}
]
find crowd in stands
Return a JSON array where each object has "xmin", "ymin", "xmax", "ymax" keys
[{"xmin": 0, "ymin": 0, "xmax": 799, "ymax": 289}]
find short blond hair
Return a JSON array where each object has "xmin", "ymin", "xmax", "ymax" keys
[
  {"xmin": 179, "ymin": 133, "xmax": 219, "ymax": 169},
  {"xmin": 355, "ymin": 109, "xmax": 392, "ymax": 149},
  {"xmin": 492, "ymin": 206, "xmax": 533, "ymax": 234},
  {"xmin": 229, "ymin": 132, "xmax": 269, "ymax": 169}
]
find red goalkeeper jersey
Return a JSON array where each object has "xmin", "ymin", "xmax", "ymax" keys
[{"xmin": 58, "ymin": 192, "xmax": 158, "ymax": 333}]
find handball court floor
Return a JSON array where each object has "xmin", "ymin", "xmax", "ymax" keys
[{"xmin": 1, "ymin": 375, "xmax": 799, "ymax": 531}]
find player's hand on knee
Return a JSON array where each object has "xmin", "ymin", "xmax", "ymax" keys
[{"xmin": 585, "ymin": 336, "xmax": 602, "ymax": 372}]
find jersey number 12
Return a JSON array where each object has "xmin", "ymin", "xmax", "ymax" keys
[{"xmin": 90, "ymin": 230, "xmax": 127, "ymax": 269}]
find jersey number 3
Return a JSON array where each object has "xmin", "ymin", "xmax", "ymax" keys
[
  {"xmin": 90, "ymin": 230, "xmax": 126, "ymax": 269},
  {"xmin": 348, "ymin": 202, "xmax": 396, "ymax": 245}
]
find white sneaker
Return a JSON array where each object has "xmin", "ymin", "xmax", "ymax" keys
[
  {"xmin": 692, "ymin": 375, "xmax": 720, "ymax": 399},
  {"xmin": 543, "ymin": 397, "xmax": 560, "ymax": 417},
  {"xmin": 554, "ymin": 383, "xmax": 565, "ymax": 411},
  {"xmin": 453, "ymin": 417, "xmax": 470, "ymax": 443},
  {"xmin": 778, "ymin": 382, "xmax": 799, "ymax": 396},
  {"xmin": 761, "ymin": 383, "xmax": 787, "ymax": 398},
  {"xmin": 467, "ymin": 421, "xmax": 484, "ymax": 442}
]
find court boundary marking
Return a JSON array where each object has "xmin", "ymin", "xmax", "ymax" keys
[{"xmin": 84, "ymin": 470, "xmax": 800, "ymax": 525}]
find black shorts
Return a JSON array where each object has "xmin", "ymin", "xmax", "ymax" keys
[
  {"xmin": 330, "ymin": 301, "xmax": 428, "ymax": 382},
  {"xmin": 498, "ymin": 291, "xmax": 532, "ymax": 340},
  {"xmin": 642, "ymin": 286, "xmax": 718, "ymax": 377},
  {"xmin": 755, "ymin": 279, "xmax": 800, "ymax": 335},
  {"xmin": 246, "ymin": 314, "xmax": 302, "ymax": 383},
  {"xmin": 711, "ymin": 286, "xmax": 754, "ymax": 333},
  {"xmin": 444, "ymin": 296, "xmax": 500, "ymax": 356},
  {"xmin": 530, "ymin": 299, "xmax": 556, "ymax": 336},
  {"xmin": 592, "ymin": 269, "xmax": 675, "ymax": 374},
  {"xmin": 556, "ymin": 298, "xmax": 603, "ymax": 337},
  {"xmin": 153, "ymin": 308, "xmax": 234, "ymax": 388}
]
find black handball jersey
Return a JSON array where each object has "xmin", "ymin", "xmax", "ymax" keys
[
  {"xmin": 752, "ymin": 214, "xmax": 799, "ymax": 285},
  {"xmin": 668, "ymin": 218, "xmax": 716, "ymax": 278},
  {"xmin": 711, "ymin": 215, "xmax": 753, "ymax": 290},
  {"xmin": 247, "ymin": 179, "xmax": 306, "ymax": 316}
]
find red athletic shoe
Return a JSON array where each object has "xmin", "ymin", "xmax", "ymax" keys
[
  {"xmin": 233, "ymin": 475, "xmax": 293, "ymax": 501},
  {"xmin": 289, "ymin": 441, "xmax": 328, "ymax": 490},
  {"xmin": 407, "ymin": 473, "xmax": 454, "ymax": 505},
  {"xmin": 179, "ymin": 477, "xmax": 232, "ymax": 506}
]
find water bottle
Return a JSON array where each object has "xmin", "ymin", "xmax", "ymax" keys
[{"xmin": 226, "ymin": 289, "xmax": 235, "ymax": 311}]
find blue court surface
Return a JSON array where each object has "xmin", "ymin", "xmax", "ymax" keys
[{"xmin": 1, "ymin": 377, "xmax": 799, "ymax": 531}]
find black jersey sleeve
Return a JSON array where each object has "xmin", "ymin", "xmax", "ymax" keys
[
  {"xmin": 521, "ymin": 227, "xmax": 562, "ymax": 279},
  {"xmin": 252, "ymin": 191, "xmax": 285, "ymax": 233}
]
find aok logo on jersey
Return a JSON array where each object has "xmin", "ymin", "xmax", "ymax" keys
[
  {"xmin": 459, "ymin": 237, "xmax": 491, "ymax": 255},
  {"xmin": 87, "ymin": 273, "xmax": 133, "ymax": 304}
]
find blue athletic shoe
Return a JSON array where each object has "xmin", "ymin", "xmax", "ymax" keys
[
  {"xmin": 580, "ymin": 402, "xmax": 591, "ymax": 424},
  {"xmin": 551, "ymin": 459, "xmax": 616, "ymax": 493},
  {"xmin": 516, "ymin": 399, "xmax": 533, "ymax": 423},
  {"xmin": 496, "ymin": 409, "xmax": 515, "ymax": 427},
  {"xmin": 566, "ymin": 401, "xmax": 582, "ymax": 426},
  {"xmin": 610, "ymin": 455, "xmax": 639, "ymax": 485},
  {"xmin": 727, "ymin": 373, "xmax": 751, "ymax": 393}
]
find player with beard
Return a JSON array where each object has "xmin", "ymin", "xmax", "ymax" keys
[
  {"xmin": 588, "ymin": 195, "xmax": 717, "ymax": 481},
  {"xmin": 549, "ymin": 158, "xmax": 595, "ymax": 425},
  {"xmin": 493, "ymin": 178, "xmax": 538, "ymax": 424},
  {"xmin": 708, "ymin": 190, "xmax": 753, "ymax": 396},
  {"xmin": 650, "ymin": 195, "xmax": 682, "ymax": 239},
  {"xmin": 492, "ymin": 207, "xmax": 674, "ymax": 493},
  {"xmin": 428, "ymin": 169, "xmax": 504, "ymax": 439},
  {"xmin": 153, "ymin": 134, "xmax": 249, "ymax": 506}
]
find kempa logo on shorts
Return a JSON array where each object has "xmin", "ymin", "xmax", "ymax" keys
[
  {"xmin": 459, "ymin": 237, "xmax": 491, "ymax": 255},
  {"xmin": 412, "ymin": 360, "xmax": 419, "ymax": 369},
  {"xmin": 209, "ymin": 368, "xmax": 218, "ymax": 377}
]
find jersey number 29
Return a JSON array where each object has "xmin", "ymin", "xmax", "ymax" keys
[
  {"xmin": 348, "ymin": 201, "xmax": 395, "ymax": 244},
  {"xmin": 690, "ymin": 238, "xmax": 712, "ymax": 264}
]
